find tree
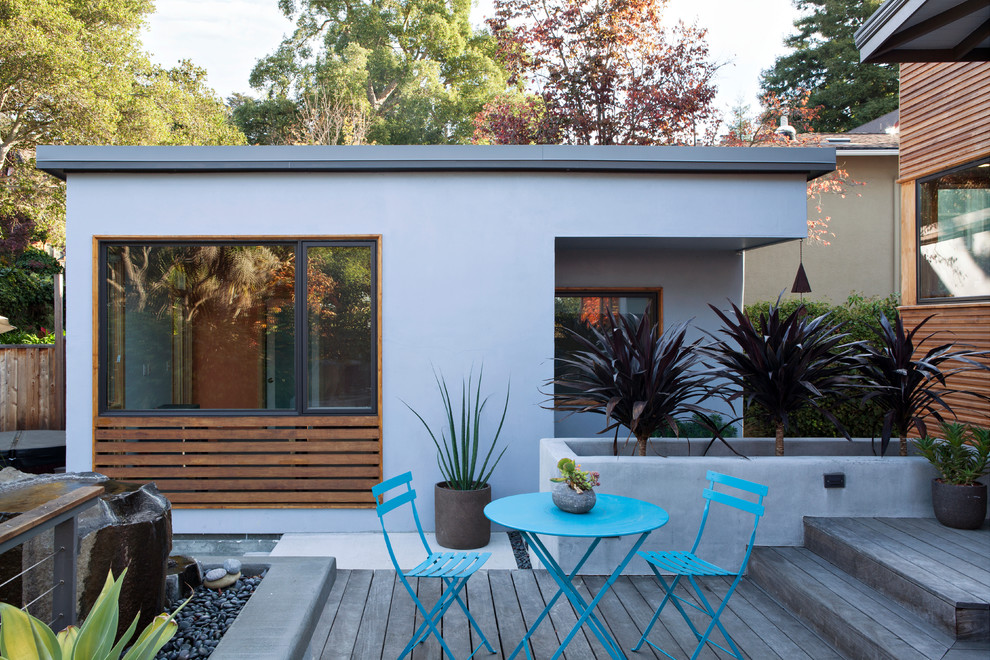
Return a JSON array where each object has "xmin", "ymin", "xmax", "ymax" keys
[
  {"xmin": 722, "ymin": 90, "xmax": 863, "ymax": 244},
  {"xmin": 483, "ymin": 0, "xmax": 719, "ymax": 145},
  {"xmin": 760, "ymin": 0, "xmax": 898, "ymax": 133},
  {"xmin": 247, "ymin": 0, "xmax": 510, "ymax": 145},
  {"xmin": 0, "ymin": 0, "xmax": 245, "ymax": 250}
]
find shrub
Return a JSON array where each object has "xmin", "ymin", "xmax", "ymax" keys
[
  {"xmin": 742, "ymin": 294, "xmax": 899, "ymax": 440},
  {"xmin": 0, "ymin": 247, "xmax": 63, "ymax": 338}
]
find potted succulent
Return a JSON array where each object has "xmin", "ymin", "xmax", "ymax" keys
[
  {"xmin": 406, "ymin": 366, "xmax": 509, "ymax": 549},
  {"xmin": 914, "ymin": 422, "xmax": 990, "ymax": 529},
  {"xmin": 549, "ymin": 457, "xmax": 600, "ymax": 513}
]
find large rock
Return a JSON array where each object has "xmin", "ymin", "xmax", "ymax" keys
[{"xmin": 0, "ymin": 470, "xmax": 172, "ymax": 636}]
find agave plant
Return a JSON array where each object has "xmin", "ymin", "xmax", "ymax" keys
[
  {"xmin": 404, "ymin": 366, "xmax": 509, "ymax": 490},
  {"xmin": 548, "ymin": 307, "xmax": 722, "ymax": 457},
  {"xmin": 705, "ymin": 299, "xmax": 862, "ymax": 456},
  {"xmin": 860, "ymin": 312, "xmax": 990, "ymax": 457},
  {"xmin": 0, "ymin": 568, "xmax": 188, "ymax": 660}
]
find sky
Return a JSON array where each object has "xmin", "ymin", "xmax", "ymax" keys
[{"xmin": 142, "ymin": 0, "xmax": 800, "ymax": 118}]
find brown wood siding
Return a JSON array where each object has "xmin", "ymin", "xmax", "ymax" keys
[
  {"xmin": 94, "ymin": 415, "xmax": 382, "ymax": 508},
  {"xmin": 899, "ymin": 62, "xmax": 990, "ymax": 182},
  {"xmin": 899, "ymin": 304, "xmax": 990, "ymax": 429},
  {"xmin": 0, "ymin": 345, "xmax": 61, "ymax": 431}
]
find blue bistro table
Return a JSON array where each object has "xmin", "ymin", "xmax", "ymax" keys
[{"xmin": 485, "ymin": 492, "xmax": 669, "ymax": 660}]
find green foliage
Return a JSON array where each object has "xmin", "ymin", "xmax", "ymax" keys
[
  {"xmin": 759, "ymin": 0, "xmax": 898, "ymax": 132},
  {"xmin": 860, "ymin": 311, "xmax": 990, "ymax": 456},
  {"xmin": 405, "ymin": 367, "xmax": 509, "ymax": 490},
  {"xmin": 0, "ymin": 247, "xmax": 62, "ymax": 337},
  {"xmin": 742, "ymin": 294, "xmax": 900, "ymax": 441},
  {"xmin": 549, "ymin": 309, "xmax": 722, "ymax": 457},
  {"xmin": 710, "ymin": 297, "xmax": 863, "ymax": 455},
  {"xmin": 1, "ymin": 0, "xmax": 245, "ymax": 251},
  {"xmin": 0, "ymin": 568, "xmax": 187, "ymax": 660},
  {"xmin": 550, "ymin": 457, "xmax": 600, "ymax": 493},
  {"xmin": 915, "ymin": 423, "xmax": 990, "ymax": 486},
  {"xmin": 247, "ymin": 0, "xmax": 510, "ymax": 144},
  {"xmin": 654, "ymin": 413, "xmax": 738, "ymax": 439}
]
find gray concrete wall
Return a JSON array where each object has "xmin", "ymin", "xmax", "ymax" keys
[
  {"xmin": 744, "ymin": 154, "xmax": 900, "ymax": 305},
  {"xmin": 553, "ymin": 244, "xmax": 741, "ymax": 438},
  {"xmin": 541, "ymin": 438, "xmax": 938, "ymax": 575},
  {"xmin": 64, "ymin": 168, "xmax": 809, "ymax": 534}
]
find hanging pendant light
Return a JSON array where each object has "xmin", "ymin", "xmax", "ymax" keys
[{"xmin": 791, "ymin": 239, "xmax": 811, "ymax": 295}]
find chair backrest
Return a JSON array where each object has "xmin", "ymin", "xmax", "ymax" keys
[
  {"xmin": 372, "ymin": 472, "xmax": 433, "ymax": 567},
  {"xmin": 691, "ymin": 470, "xmax": 769, "ymax": 572}
]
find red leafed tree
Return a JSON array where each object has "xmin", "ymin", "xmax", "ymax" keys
[
  {"xmin": 723, "ymin": 90, "xmax": 864, "ymax": 245},
  {"xmin": 479, "ymin": 0, "xmax": 719, "ymax": 145}
]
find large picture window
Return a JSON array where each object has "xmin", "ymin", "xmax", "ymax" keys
[
  {"xmin": 99, "ymin": 239, "xmax": 377, "ymax": 414},
  {"xmin": 918, "ymin": 158, "xmax": 990, "ymax": 302}
]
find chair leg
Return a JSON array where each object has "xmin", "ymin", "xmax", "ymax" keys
[
  {"xmin": 443, "ymin": 577, "xmax": 495, "ymax": 654},
  {"xmin": 632, "ymin": 571, "xmax": 685, "ymax": 652},
  {"xmin": 684, "ymin": 575, "xmax": 745, "ymax": 660}
]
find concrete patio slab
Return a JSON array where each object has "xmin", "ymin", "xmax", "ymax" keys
[{"xmin": 271, "ymin": 531, "xmax": 536, "ymax": 569}]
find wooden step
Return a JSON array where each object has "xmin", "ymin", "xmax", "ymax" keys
[
  {"xmin": 803, "ymin": 517, "xmax": 990, "ymax": 641},
  {"xmin": 749, "ymin": 546, "xmax": 958, "ymax": 660}
]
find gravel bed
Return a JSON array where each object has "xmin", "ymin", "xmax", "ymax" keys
[
  {"xmin": 155, "ymin": 572, "xmax": 264, "ymax": 660},
  {"xmin": 508, "ymin": 531, "xmax": 532, "ymax": 569}
]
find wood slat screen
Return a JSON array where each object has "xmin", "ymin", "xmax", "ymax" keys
[
  {"xmin": 0, "ymin": 345, "xmax": 60, "ymax": 431},
  {"xmin": 899, "ymin": 62, "xmax": 990, "ymax": 182},
  {"xmin": 94, "ymin": 415, "xmax": 382, "ymax": 508},
  {"xmin": 899, "ymin": 304, "xmax": 990, "ymax": 429}
]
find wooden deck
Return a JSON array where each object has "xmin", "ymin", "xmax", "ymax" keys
[{"xmin": 307, "ymin": 569, "xmax": 841, "ymax": 660}]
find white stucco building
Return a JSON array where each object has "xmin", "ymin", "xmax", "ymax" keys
[{"xmin": 37, "ymin": 145, "xmax": 834, "ymax": 534}]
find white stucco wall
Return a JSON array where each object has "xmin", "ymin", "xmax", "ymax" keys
[{"xmin": 64, "ymin": 169, "xmax": 809, "ymax": 533}]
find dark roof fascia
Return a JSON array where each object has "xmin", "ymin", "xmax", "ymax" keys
[
  {"xmin": 856, "ymin": 0, "xmax": 990, "ymax": 63},
  {"xmin": 35, "ymin": 145, "xmax": 836, "ymax": 182}
]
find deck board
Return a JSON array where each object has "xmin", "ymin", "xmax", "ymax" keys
[{"xmin": 311, "ymin": 569, "xmax": 838, "ymax": 659}]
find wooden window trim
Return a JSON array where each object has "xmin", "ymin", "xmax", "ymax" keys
[
  {"xmin": 90, "ymin": 236, "xmax": 384, "ymax": 509},
  {"xmin": 914, "ymin": 158, "xmax": 990, "ymax": 304}
]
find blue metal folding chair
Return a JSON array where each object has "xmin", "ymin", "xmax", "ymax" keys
[
  {"xmin": 633, "ymin": 471, "xmax": 768, "ymax": 660},
  {"xmin": 373, "ymin": 472, "xmax": 496, "ymax": 660}
]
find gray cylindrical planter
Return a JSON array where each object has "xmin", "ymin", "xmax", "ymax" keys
[
  {"xmin": 551, "ymin": 482, "xmax": 596, "ymax": 514},
  {"xmin": 931, "ymin": 479, "xmax": 988, "ymax": 530},
  {"xmin": 434, "ymin": 483, "xmax": 491, "ymax": 549}
]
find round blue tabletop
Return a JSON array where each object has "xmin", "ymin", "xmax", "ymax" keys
[{"xmin": 485, "ymin": 493, "xmax": 669, "ymax": 538}]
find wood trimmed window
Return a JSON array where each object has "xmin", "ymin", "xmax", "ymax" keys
[
  {"xmin": 553, "ymin": 288, "xmax": 662, "ymax": 392},
  {"xmin": 916, "ymin": 157, "xmax": 990, "ymax": 303},
  {"xmin": 93, "ymin": 237, "xmax": 382, "ymax": 508}
]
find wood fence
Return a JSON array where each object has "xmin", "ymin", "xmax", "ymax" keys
[{"xmin": 0, "ymin": 344, "xmax": 64, "ymax": 431}]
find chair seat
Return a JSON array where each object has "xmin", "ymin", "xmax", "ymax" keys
[
  {"xmin": 406, "ymin": 551, "xmax": 491, "ymax": 579},
  {"xmin": 639, "ymin": 550, "xmax": 734, "ymax": 577}
]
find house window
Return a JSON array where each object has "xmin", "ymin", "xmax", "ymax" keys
[
  {"xmin": 553, "ymin": 289, "xmax": 661, "ymax": 390},
  {"xmin": 918, "ymin": 158, "xmax": 990, "ymax": 302},
  {"xmin": 99, "ymin": 239, "xmax": 377, "ymax": 414}
]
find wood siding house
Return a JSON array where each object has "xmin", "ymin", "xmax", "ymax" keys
[{"xmin": 858, "ymin": 0, "xmax": 990, "ymax": 428}]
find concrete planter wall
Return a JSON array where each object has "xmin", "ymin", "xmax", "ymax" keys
[{"xmin": 540, "ymin": 438, "xmax": 939, "ymax": 575}]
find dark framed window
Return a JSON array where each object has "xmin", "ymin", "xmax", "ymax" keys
[
  {"xmin": 99, "ymin": 239, "xmax": 378, "ymax": 415},
  {"xmin": 553, "ymin": 288, "xmax": 661, "ymax": 391},
  {"xmin": 917, "ymin": 157, "xmax": 990, "ymax": 302}
]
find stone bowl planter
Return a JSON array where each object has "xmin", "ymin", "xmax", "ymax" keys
[{"xmin": 551, "ymin": 482, "xmax": 596, "ymax": 514}]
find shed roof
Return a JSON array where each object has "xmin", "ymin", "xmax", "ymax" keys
[{"xmin": 35, "ymin": 145, "xmax": 835, "ymax": 181}]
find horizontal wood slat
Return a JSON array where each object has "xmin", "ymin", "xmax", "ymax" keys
[
  {"xmin": 899, "ymin": 62, "xmax": 990, "ymax": 181},
  {"xmin": 94, "ymin": 415, "xmax": 382, "ymax": 509},
  {"xmin": 899, "ymin": 304, "xmax": 990, "ymax": 429}
]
